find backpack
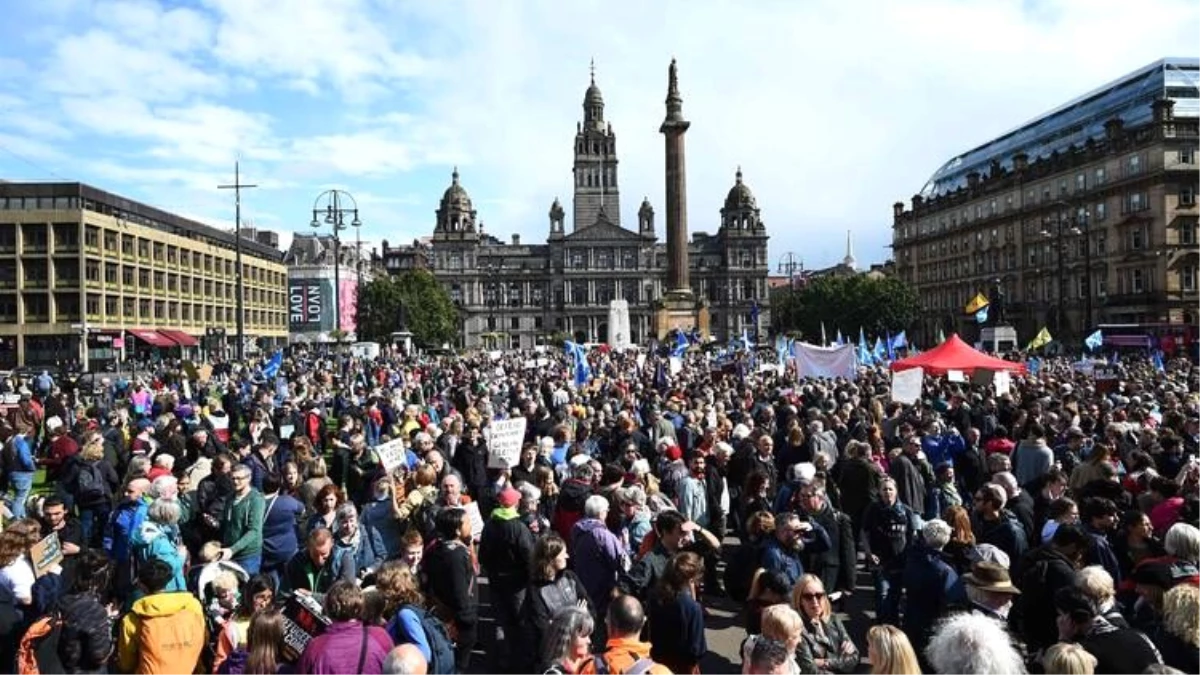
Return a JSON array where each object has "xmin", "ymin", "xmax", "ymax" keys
[
  {"xmin": 389, "ymin": 604, "xmax": 457, "ymax": 675},
  {"xmin": 76, "ymin": 463, "xmax": 108, "ymax": 504},
  {"xmin": 411, "ymin": 498, "xmax": 438, "ymax": 541},
  {"xmin": 16, "ymin": 613, "xmax": 64, "ymax": 675},
  {"xmin": 591, "ymin": 651, "xmax": 656, "ymax": 675}
]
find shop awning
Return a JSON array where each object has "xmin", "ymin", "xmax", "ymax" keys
[
  {"xmin": 127, "ymin": 329, "xmax": 174, "ymax": 348},
  {"xmin": 158, "ymin": 329, "xmax": 199, "ymax": 347}
]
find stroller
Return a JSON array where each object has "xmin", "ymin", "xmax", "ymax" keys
[{"xmin": 191, "ymin": 560, "xmax": 250, "ymax": 673}]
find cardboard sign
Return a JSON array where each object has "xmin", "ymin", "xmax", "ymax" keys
[
  {"xmin": 281, "ymin": 594, "xmax": 331, "ymax": 662},
  {"xmin": 973, "ymin": 369, "xmax": 995, "ymax": 387},
  {"xmin": 891, "ymin": 367, "xmax": 924, "ymax": 405},
  {"xmin": 198, "ymin": 364, "xmax": 214, "ymax": 382},
  {"xmin": 993, "ymin": 371, "xmax": 1012, "ymax": 396},
  {"xmin": 487, "ymin": 417, "xmax": 527, "ymax": 469},
  {"xmin": 373, "ymin": 438, "xmax": 409, "ymax": 474},
  {"xmin": 947, "ymin": 370, "xmax": 966, "ymax": 383},
  {"xmin": 464, "ymin": 501, "xmax": 484, "ymax": 540},
  {"xmin": 29, "ymin": 532, "xmax": 63, "ymax": 578}
]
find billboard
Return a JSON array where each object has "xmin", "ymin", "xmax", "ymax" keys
[{"xmin": 289, "ymin": 279, "xmax": 333, "ymax": 332}]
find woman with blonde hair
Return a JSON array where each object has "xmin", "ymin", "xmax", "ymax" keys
[
  {"xmin": 865, "ymin": 624, "xmax": 920, "ymax": 675},
  {"xmin": 1042, "ymin": 642, "xmax": 1097, "ymax": 675},
  {"xmin": 792, "ymin": 574, "xmax": 858, "ymax": 673},
  {"xmin": 63, "ymin": 434, "xmax": 120, "ymax": 547},
  {"xmin": 1156, "ymin": 582, "xmax": 1200, "ymax": 673},
  {"xmin": 739, "ymin": 603, "xmax": 812, "ymax": 674}
]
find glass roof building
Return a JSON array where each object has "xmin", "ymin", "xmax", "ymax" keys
[{"xmin": 920, "ymin": 57, "xmax": 1200, "ymax": 198}]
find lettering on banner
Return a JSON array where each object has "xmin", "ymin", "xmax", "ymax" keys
[
  {"xmin": 487, "ymin": 417, "xmax": 527, "ymax": 469},
  {"xmin": 29, "ymin": 532, "xmax": 64, "ymax": 578},
  {"xmin": 280, "ymin": 595, "xmax": 330, "ymax": 662},
  {"xmin": 374, "ymin": 438, "xmax": 409, "ymax": 474}
]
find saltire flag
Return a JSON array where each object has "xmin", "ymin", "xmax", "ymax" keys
[
  {"xmin": 1026, "ymin": 327, "xmax": 1052, "ymax": 351},
  {"xmin": 1084, "ymin": 330, "xmax": 1103, "ymax": 351},
  {"xmin": 975, "ymin": 305, "xmax": 989, "ymax": 324},
  {"xmin": 262, "ymin": 350, "xmax": 283, "ymax": 379},
  {"xmin": 671, "ymin": 330, "xmax": 688, "ymax": 358},
  {"xmin": 965, "ymin": 292, "xmax": 990, "ymax": 315},
  {"xmin": 1152, "ymin": 350, "xmax": 1165, "ymax": 372},
  {"xmin": 564, "ymin": 340, "xmax": 592, "ymax": 387},
  {"xmin": 872, "ymin": 337, "xmax": 886, "ymax": 363}
]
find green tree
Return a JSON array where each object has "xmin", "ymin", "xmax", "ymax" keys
[
  {"xmin": 773, "ymin": 274, "xmax": 919, "ymax": 339},
  {"xmin": 356, "ymin": 270, "xmax": 458, "ymax": 346}
]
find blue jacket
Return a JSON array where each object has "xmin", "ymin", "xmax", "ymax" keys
[
  {"xmin": 104, "ymin": 499, "xmax": 148, "ymax": 564},
  {"xmin": 130, "ymin": 520, "xmax": 187, "ymax": 593},
  {"xmin": 361, "ymin": 497, "xmax": 406, "ymax": 560},
  {"xmin": 901, "ymin": 543, "xmax": 958, "ymax": 650},
  {"xmin": 570, "ymin": 518, "xmax": 626, "ymax": 613},
  {"xmin": 11, "ymin": 435, "xmax": 35, "ymax": 473},
  {"xmin": 760, "ymin": 522, "xmax": 831, "ymax": 589},
  {"xmin": 261, "ymin": 494, "xmax": 305, "ymax": 569},
  {"xmin": 335, "ymin": 527, "xmax": 386, "ymax": 578}
]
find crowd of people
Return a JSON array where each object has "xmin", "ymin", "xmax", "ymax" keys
[{"xmin": 0, "ymin": 342, "xmax": 1196, "ymax": 674}]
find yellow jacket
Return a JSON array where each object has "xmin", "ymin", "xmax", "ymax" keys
[{"xmin": 117, "ymin": 591, "xmax": 207, "ymax": 674}]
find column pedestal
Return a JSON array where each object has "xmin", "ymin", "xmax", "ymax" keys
[{"xmin": 654, "ymin": 291, "xmax": 709, "ymax": 340}]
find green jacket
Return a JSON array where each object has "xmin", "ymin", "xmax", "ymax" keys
[{"xmin": 221, "ymin": 489, "xmax": 264, "ymax": 558}]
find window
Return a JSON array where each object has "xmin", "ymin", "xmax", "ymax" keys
[
  {"xmin": 1131, "ymin": 227, "xmax": 1145, "ymax": 251},
  {"xmin": 570, "ymin": 251, "xmax": 584, "ymax": 269},
  {"xmin": 1097, "ymin": 233, "xmax": 1107, "ymax": 255},
  {"xmin": 509, "ymin": 317, "xmax": 519, "ymax": 330},
  {"xmin": 1132, "ymin": 269, "xmax": 1144, "ymax": 293},
  {"xmin": 1124, "ymin": 192, "xmax": 1147, "ymax": 213},
  {"xmin": 1077, "ymin": 276, "xmax": 1088, "ymax": 298},
  {"xmin": 1184, "ymin": 266, "xmax": 1197, "ymax": 292},
  {"xmin": 1059, "ymin": 180, "xmax": 1068, "ymax": 196},
  {"xmin": 1126, "ymin": 154, "xmax": 1142, "ymax": 176},
  {"xmin": 1094, "ymin": 167, "xmax": 1106, "ymax": 185},
  {"xmin": 1182, "ymin": 222, "xmax": 1197, "ymax": 246},
  {"xmin": 1182, "ymin": 186, "xmax": 1196, "ymax": 206},
  {"xmin": 1095, "ymin": 202, "xmax": 1107, "ymax": 221},
  {"xmin": 1097, "ymin": 277, "xmax": 1107, "ymax": 296},
  {"xmin": 1076, "ymin": 173, "xmax": 1086, "ymax": 191},
  {"xmin": 1182, "ymin": 148, "xmax": 1196, "ymax": 164}
]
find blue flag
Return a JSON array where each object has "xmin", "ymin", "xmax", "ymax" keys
[
  {"xmin": 891, "ymin": 330, "xmax": 908, "ymax": 351},
  {"xmin": 975, "ymin": 306, "xmax": 989, "ymax": 324},
  {"xmin": 262, "ymin": 350, "xmax": 282, "ymax": 379},
  {"xmin": 564, "ymin": 341, "xmax": 591, "ymax": 387},
  {"xmin": 671, "ymin": 330, "xmax": 688, "ymax": 358},
  {"xmin": 886, "ymin": 330, "xmax": 895, "ymax": 361},
  {"xmin": 872, "ymin": 337, "xmax": 886, "ymax": 363},
  {"xmin": 1084, "ymin": 330, "xmax": 1103, "ymax": 351},
  {"xmin": 1152, "ymin": 349, "xmax": 1165, "ymax": 372},
  {"xmin": 835, "ymin": 330, "xmax": 844, "ymax": 347}
]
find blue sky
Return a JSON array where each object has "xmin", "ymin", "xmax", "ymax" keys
[{"xmin": 0, "ymin": 0, "xmax": 1196, "ymax": 269}]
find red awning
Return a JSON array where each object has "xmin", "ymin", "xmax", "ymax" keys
[
  {"xmin": 127, "ymin": 329, "xmax": 174, "ymax": 348},
  {"xmin": 158, "ymin": 329, "xmax": 199, "ymax": 347}
]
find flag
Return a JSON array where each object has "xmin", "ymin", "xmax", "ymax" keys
[
  {"xmin": 262, "ymin": 350, "xmax": 282, "ymax": 379},
  {"xmin": 885, "ymin": 330, "xmax": 895, "ymax": 361},
  {"xmin": 965, "ymin": 292, "xmax": 990, "ymax": 315},
  {"xmin": 872, "ymin": 337, "xmax": 885, "ymax": 363},
  {"xmin": 1152, "ymin": 350, "xmax": 1165, "ymax": 371},
  {"xmin": 750, "ymin": 300, "xmax": 760, "ymax": 325},
  {"xmin": 564, "ymin": 341, "xmax": 591, "ymax": 387},
  {"xmin": 671, "ymin": 330, "xmax": 688, "ymax": 358},
  {"xmin": 820, "ymin": 322, "xmax": 828, "ymax": 347},
  {"xmin": 1027, "ymin": 327, "xmax": 1052, "ymax": 351},
  {"xmin": 891, "ymin": 330, "xmax": 908, "ymax": 351},
  {"xmin": 835, "ymin": 330, "xmax": 844, "ymax": 347},
  {"xmin": 857, "ymin": 328, "xmax": 872, "ymax": 366},
  {"xmin": 1084, "ymin": 330, "xmax": 1103, "ymax": 351},
  {"xmin": 937, "ymin": 326, "xmax": 946, "ymax": 344},
  {"xmin": 975, "ymin": 306, "xmax": 989, "ymax": 324}
]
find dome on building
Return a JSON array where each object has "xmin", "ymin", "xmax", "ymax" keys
[
  {"xmin": 724, "ymin": 167, "xmax": 756, "ymax": 211},
  {"xmin": 584, "ymin": 80, "xmax": 604, "ymax": 108},
  {"xmin": 440, "ymin": 167, "xmax": 473, "ymax": 211}
]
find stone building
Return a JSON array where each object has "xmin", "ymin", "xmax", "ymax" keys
[
  {"xmin": 381, "ymin": 68, "xmax": 770, "ymax": 349},
  {"xmin": 892, "ymin": 57, "xmax": 1199, "ymax": 347}
]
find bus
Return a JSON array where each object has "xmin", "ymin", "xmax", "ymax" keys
[{"xmin": 1097, "ymin": 323, "xmax": 1197, "ymax": 357}]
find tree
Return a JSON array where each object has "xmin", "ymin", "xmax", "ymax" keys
[
  {"xmin": 773, "ymin": 274, "xmax": 920, "ymax": 339},
  {"xmin": 356, "ymin": 270, "xmax": 458, "ymax": 347}
]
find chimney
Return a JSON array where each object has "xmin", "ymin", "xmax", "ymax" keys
[
  {"xmin": 912, "ymin": 194, "xmax": 924, "ymax": 209},
  {"xmin": 893, "ymin": 201, "xmax": 905, "ymax": 218},
  {"xmin": 1152, "ymin": 98, "xmax": 1175, "ymax": 121},
  {"xmin": 1012, "ymin": 152, "xmax": 1028, "ymax": 172},
  {"xmin": 967, "ymin": 171, "xmax": 981, "ymax": 189},
  {"xmin": 511, "ymin": 233, "xmax": 520, "ymax": 246}
]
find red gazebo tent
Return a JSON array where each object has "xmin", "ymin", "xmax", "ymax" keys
[{"xmin": 890, "ymin": 334, "xmax": 1027, "ymax": 376}]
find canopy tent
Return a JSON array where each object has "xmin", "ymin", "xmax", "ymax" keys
[{"xmin": 890, "ymin": 334, "xmax": 1026, "ymax": 376}]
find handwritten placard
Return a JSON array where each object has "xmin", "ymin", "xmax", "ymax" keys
[
  {"xmin": 29, "ymin": 532, "xmax": 63, "ymax": 578},
  {"xmin": 374, "ymin": 438, "xmax": 409, "ymax": 474},
  {"xmin": 891, "ymin": 367, "xmax": 924, "ymax": 405},
  {"xmin": 487, "ymin": 417, "xmax": 527, "ymax": 469}
]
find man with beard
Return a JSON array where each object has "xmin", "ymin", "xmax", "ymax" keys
[
  {"xmin": 761, "ymin": 511, "xmax": 830, "ymax": 591},
  {"xmin": 798, "ymin": 479, "xmax": 856, "ymax": 600}
]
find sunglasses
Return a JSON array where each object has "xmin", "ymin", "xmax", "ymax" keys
[{"xmin": 800, "ymin": 592, "xmax": 825, "ymax": 601}]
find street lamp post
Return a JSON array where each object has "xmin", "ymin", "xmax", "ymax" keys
[
  {"xmin": 310, "ymin": 190, "xmax": 362, "ymax": 343},
  {"xmin": 777, "ymin": 252, "xmax": 802, "ymax": 290},
  {"xmin": 1042, "ymin": 202, "xmax": 1090, "ymax": 337},
  {"xmin": 218, "ymin": 162, "xmax": 257, "ymax": 362}
]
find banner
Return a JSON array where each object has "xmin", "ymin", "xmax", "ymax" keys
[
  {"xmin": 281, "ymin": 594, "xmax": 331, "ymax": 662},
  {"xmin": 288, "ymin": 279, "xmax": 333, "ymax": 332},
  {"xmin": 374, "ymin": 438, "xmax": 409, "ymax": 473},
  {"xmin": 793, "ymin": 342, "xmax": 858, "ymax": 381},
  {"xmin": 487, "ymin": 417, "xmax": 527, "ymax": 469},
  {"xmin": 29, "ymin": 532, "xmax": 63, "ymax": 578}
]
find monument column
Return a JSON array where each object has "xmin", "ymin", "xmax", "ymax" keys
[
  {"xmin": 654, "ymin": 58, "xmax": 709, "ymax": 340},
  {"xmin": 661, "ymin": 58, "xmax": 691, "ymax": 295}
]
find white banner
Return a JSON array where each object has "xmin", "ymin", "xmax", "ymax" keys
[
  {"xmin": 793, "ymin": 342, "xmax": 858, "ymax": 380},
  {"xmin": 891, "ymin": 367, "xmax": 924, "ymax": 405},
  {"xmin": 487, "ymin": 417, "xmax": 527, "ymax": 469},
  {"xmin": 993, "ymin": 370, "xmax": 1012, "ymax": 396}
]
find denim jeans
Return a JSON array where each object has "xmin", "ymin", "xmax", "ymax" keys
[
  {"xmin": 235, "ymin": 553, "xmax": 262, "ymax": 575},
  {"xmin": 79, "ymin": 505, "xmax": 112, "ymax": 548},
  {"xmin": 8, "ymin": 471, "xmax": 34, "ymax": 519},
  {"xmin": 873, "ymin": 566, "xmax": 904, "ymax": 625}
]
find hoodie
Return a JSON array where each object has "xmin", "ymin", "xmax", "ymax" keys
[
  {"xmin": 117, "ymin": 591, "xmax": 207, "ymax": 674},
  {"xmin": 570, "ymin": 518, "xmax": 626, "ymax": 614},
  {"xmin": 130, "ymin": 521, "xmax": 187, "ymax": 595},
  {"xmin": 552, "ymin": 478, "xmax": 592, "ymax": 541}
]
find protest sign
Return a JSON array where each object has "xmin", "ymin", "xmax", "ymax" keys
[
  {"xmin": 281, "ymin": 594, "xmax": 331, "ymax": 662},
  {"xmin": 947, "ymin": 370, "xmax": 966, "ymax": 383},
  {"xmin": 993, "ymin": 371, "xmax": 1012, "ymax": 396},
  {"xmin": 374, "ymin": 438, "xmax": 409, "ymax": 473},
  {"xmin": 891, "ymin": 367, "xmax": 924, "ymax": 405},
  {"xmin": 29, "ymin": 532, "xmax": 63, "ymax": 578},
  {"xmin": 487, "ymin": 417, "xmax": 527, "ymax": 469}
]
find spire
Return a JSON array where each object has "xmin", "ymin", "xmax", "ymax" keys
[
  {"xmin": 843, "ymin": 230, "xmax": 857, "ymax": 270},
  {"xmin": 735, "ymin": 165, "xmax": 743, "ymax": 184},
  {"xmin": 451, "ymin": 166, "xmax": 459, "ymax": 185},
  {"xmin": 664, "ymin": 57, "xmax": 684, "ymax": 123},
  {"xmin": 590, "ymin": 57, "xmax": 595, "ymax": 85}
]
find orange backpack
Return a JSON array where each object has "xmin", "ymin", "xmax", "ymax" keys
[{"xmin": 16, "ymin": 614, "xmax": 63, "ymax": 675}]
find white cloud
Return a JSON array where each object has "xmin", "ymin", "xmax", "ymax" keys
[{"xmin": 0, "ymin": 0, "xmax": 1196, "ymax": 269}]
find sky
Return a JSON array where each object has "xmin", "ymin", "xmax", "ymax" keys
[{"xmin": 0, "ymin": 0, "xmax": 1196, "ymax": 270}]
